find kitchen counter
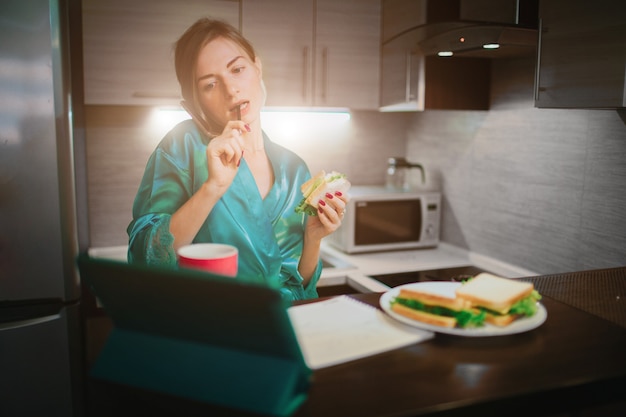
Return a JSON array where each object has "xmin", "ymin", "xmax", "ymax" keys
[
  {"xmin": 320, "ymin": 241, "xmax": 472, "ymax": 277},
  {"xmin": 89, "ymin": 242, "xmax": 538, "ymax": 294},
  {"xmin": 84, "ymin": 267, "xmax": 626, "ymax": 417},
  {"xmin": 318, "ymin": 241, "xmax": 539, "ymax": 293}
]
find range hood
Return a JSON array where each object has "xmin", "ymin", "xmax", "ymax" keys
[
  {"xmin": 391, "ymin": 0, "xmax": 539, "ymax": 58},
  {"xmin": 417, "ymin": 22, "xmax": 538, "ymax": 58}
]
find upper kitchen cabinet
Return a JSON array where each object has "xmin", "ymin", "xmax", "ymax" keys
[
  {"xmin": 82, "ymin": 0, "xmax": 240, "ymax": 106},
  {"xmin": 380, "ymin": 0, "xmax": 538, "ymax": 111},
  {"xmin": 535, "ymin": 0, "xmax": 626, "ymax": 109},
  {"xmin": 241, "ymin": 0, "xmax": 380, "ymax": 109}
]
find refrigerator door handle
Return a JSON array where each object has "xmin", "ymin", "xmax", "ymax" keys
[
  {"xmin": 0, "ymin": 297, "xmax": 65, "ymax": 325},
  {"xmin": 0, "ymin": 314, "xmax": 61, "ymax": 332}
]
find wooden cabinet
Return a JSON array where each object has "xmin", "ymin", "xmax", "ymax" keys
[
  {"xmin": 382, "ymin": 0, "xmax": 428, "ymax": 43},
  {"xmin": 82, "ymin": 0, "xmax": 240, "ymax": 106},
  {"xmin": 315, "ymin": 0, "xmax": 380, "ymax": 109},
  {"xmin": 535, "ymin": 0, "xmax": 626, "ymax": 108},
  {"xmin": 241, "ymin": 0, "xmax": 380, "ymax": 109},
  {"xmin": 380, "ymin": 33, "xmax": 422, "ymax": 110},
  {"xmin": 380, "ymin": 31, "xmax": 491, "ymax": 111},
  {"xmin": 239, "ymin": 0, "xmax": 313, "ymax": 107}
]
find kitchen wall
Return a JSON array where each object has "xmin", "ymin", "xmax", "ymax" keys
[
  {"xmin": 86, "ymin": 56, "xmax": 626, "ymax": 275},
  {"xmin": 406, "ymin": 57, "xmax": 626, "ymax": 274},
  {"xmin": 85, "ymin": 107, "xmax": 409, "ymax": 247}
]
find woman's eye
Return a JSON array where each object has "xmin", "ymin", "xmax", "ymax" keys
[
  {"xmin": 202, "ymin": 82, "xmax": 216, "ymax": 91},
  {"xmin": 233, "ymin": 66, "xmax": 245, "ymax": 74}
]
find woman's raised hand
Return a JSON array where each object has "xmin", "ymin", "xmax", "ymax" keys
[{"xmin": 205, "ymin": 121, "xmax": 250, "ymax": 192}]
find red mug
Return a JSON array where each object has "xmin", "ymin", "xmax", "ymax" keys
[{"xmin": 177, "ymin": 243, "xmax": 238, "ymax": 277}]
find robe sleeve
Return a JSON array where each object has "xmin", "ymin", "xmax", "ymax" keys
[
  {"xmin": 279, "ymin": 257, "xmax": 322, "ymax": 301},
  {"xmin": 127, "ymin": 213, "xmax": 176, "ymax": 266},
  {"xmin": 127, "ymin": 133, "xmax": 198, "ymax": 265}
]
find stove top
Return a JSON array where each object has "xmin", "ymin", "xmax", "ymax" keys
[{"xmin": 371, "ymin": 265, "xmax": 488, "ymax": 287}]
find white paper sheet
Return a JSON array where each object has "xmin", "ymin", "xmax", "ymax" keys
[{"xmin": 288, "ymin": 295, "xmax": 433, "ymax": 369}]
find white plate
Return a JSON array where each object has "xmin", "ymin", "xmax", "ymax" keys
[{"xmin": 379, "ymin": 281, "xmax": 547, "ymax": 337}]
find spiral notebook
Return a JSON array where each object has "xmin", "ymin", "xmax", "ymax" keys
[{"xmin": 288, "ymin": 295, "xmax": 434, "ymax": 369}]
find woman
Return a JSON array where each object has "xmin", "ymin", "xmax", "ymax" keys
[{"xmin": 127, "ymin": 18, "xmax": 347, "ymax": 300}]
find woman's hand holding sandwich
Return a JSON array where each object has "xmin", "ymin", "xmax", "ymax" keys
[
  {"xmin": 296, "ymin": 170, "xmax": 351, "ymax": 242},
  {"xmin": 306, "ymin": 190, "xmax": 348, "ymax": 240},
  {"xmin": 298, "ymin": 191, "xmax": 348, "ymax": 286},
  {"xmin": 297, "ymin": 171, "xmax": 351, "ymax": 285}
]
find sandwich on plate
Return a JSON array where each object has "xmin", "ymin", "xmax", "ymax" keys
[
  {"xmin": 455, "ymin": 273, "xmax": 542, "ymax": 326},
  {"xmin": 295, "ymin": 170, "xmax": 351, "ymax": 216},
  {"xmin": 391, "ymin": 287, "xmax": 483, "ymax": 328},
  {"xmin": 390, "ymin": 273, "xmax": 542, "ymax": 329}
]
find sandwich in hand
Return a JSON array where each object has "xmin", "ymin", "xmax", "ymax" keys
[
  {"xmin": 391, "ymin": 273, "xmax": 542, "ymax": 329},
  {"xmin": 295, "ymin": 170, "xmax": 351, "ymax": 216}
]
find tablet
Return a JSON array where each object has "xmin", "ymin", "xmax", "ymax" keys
[{"xmin": 77, "ymin": 254, "xmax": 310, "ymax": 417}]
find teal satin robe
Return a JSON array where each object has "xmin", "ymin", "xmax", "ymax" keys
[{"xmin": 127, "ymin": 120, "xmax": 321, "ymax": 301}]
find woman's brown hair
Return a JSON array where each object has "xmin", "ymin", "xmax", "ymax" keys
[{"xmin": 174, "ymin": 18, "xmax": 257, "ymax": 133}]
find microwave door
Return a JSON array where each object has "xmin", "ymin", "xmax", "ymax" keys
[{"xmin": 355, "ymin": 200, "xmax": 422, "ymax": 246}]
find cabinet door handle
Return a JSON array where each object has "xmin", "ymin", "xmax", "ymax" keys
[
  {"xmin": 405, "ymin": 50, "xmax": 412, "ymax": 103},
  {"xmin": 534, "ymin": 18, "xmax": 544, "ymax": 102},
  {"xmin": 321, "ymin": 47, "xmax": 328, "ymax": 103},
  {"xmin": 302, "ymin": 46, "xmax": 309, "ymax": 102}
]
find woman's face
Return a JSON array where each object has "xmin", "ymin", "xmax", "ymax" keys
[{"xmin": 195, "ymin": 37, "xmax": 263, "ymax": 130}]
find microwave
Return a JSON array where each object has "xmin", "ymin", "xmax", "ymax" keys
[{"xmin": 326, "ymin": 186, "xmax": 441, "ymax": 254}]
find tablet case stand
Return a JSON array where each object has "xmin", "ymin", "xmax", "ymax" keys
[{"xmin": 78, "ymin": 254, "xmax": 311, "ymax": 417}]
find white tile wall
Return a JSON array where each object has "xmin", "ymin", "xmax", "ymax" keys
[{"xmin": 406, "ymin": 57, "xmax": 626, "ymax": 274}]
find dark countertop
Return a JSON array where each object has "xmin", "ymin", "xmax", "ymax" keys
[
  {"xmin": 84, "ymin": 267, "xmax": 626, "ymax": 417},
  {"xmin": 519, "ymin": 267, "xmax": 625, "ymax": 329}
]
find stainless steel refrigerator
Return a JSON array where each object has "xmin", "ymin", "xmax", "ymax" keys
[{"xmin": 1, "ymin": 0, "xmax": 87, "ymax": 415}]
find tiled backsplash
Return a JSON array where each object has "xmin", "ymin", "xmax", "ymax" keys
[
  {"xmin": 84, "ymin": 106, "xmax": 409, "ymax": 247},
  {"xmin": 406, "ymin": 57, "xmax": 626, "ymax": 274}
]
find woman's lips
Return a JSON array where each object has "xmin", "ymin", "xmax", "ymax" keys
[{"xmin": 232, "ymin": 101, "xmax": 249, "ymax": 117}]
